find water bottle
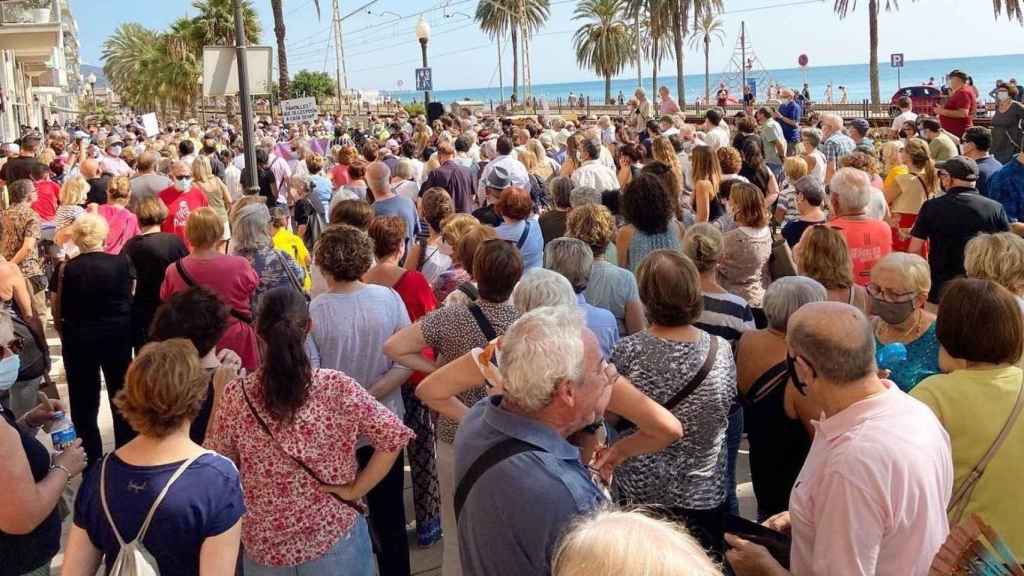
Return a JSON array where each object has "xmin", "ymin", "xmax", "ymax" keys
[
  {"xmin": 876, "ymin": 342, "xmax": 908, "ymax": 372},
  {"xmin": 50, "ymin": 411, "xmax": 77, "ymax": 452}
]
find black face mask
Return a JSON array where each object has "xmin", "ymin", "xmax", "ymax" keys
[{"xmin": 786, "ymin": 354, "xmax": 813, "ymax": 397}]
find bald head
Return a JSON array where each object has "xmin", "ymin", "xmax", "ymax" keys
[
  {"xmin": 80, "ymin": 158, "xmax": 100, "ymax": 179},
  {"xmin": 788, "ymin": 302, "xmax": 876, "ymax": 385},
  {"xmin": 366, "ymin": 161, "xmax": 391, "ymax": 198}
]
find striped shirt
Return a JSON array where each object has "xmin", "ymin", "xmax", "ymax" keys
[{"xmin": 695, "ymin": 292, "xmax": 756, "ymax": 344}]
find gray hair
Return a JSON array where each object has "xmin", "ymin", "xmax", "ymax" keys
[
  {"xmin": 829, "ymin": 167, "xmax": 873, "ymax": 213},
  {"xmin": 544, "ymin": 238, "xmax": 593, "ymax": 293},
  {"xmin": 393, "ymin": 159, "xmax": 415, "ymax": 180},
  {"xmin": 800, "ymin": 128, "xmax": 821, "ymax": 148},
  {"xmin": 789, "ymin": 302, "xmax": 876, "ymax": 385},
  {"xmin": 512, "ymin": 268, "xmax": 576, "ymax": 313},
  {"xmin": 820, "ymin": 113, "xmax": 844, "ymax": 131},
  {"xmin": 763, "ymin": 276, "xmax": 828, "ymax": 332},
  {"xmin": 549, "ymin": 176, "xmax": 573, "ymax": 209},
  {"xmin": 231, "ymin": 203, "xmax": 272, "ymax": 252},
  {"xmin": 570, "ymin": 186, "xmax": 602, "ymax": 209},
  {"xmin": 500, "ymin": 306, "xmax": 586, "ymax": 412}
]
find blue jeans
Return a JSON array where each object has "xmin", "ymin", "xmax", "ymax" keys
[
  {"xmin": 724, "ymin": 403, "xmax": 744, "ymax": 515},
  {"xmin": 243, "ymin": 516, "xmax": 374, "ymax": 576}
]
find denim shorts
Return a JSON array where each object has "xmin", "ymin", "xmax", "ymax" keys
[{"xmin": 243, "ymin": 516, "xmax": 374, "ymax": 576}]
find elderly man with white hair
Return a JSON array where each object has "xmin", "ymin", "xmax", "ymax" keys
[
  {"xmin": 453, "ymin": 307, "xmax": 619, "ymax": 576},
  {"xmin": 827, "ymin": 167, "xmax": 893, "ymax": 286},
  {"xmin": 571, "ymin": 139, "xmax": 619, "ymax": 193},
  {"xmin": 818, "ymin": 113, "xmax": 856, "ymax": 183},
  {"xmin": 632, "ymin": 87, "xmax": 655, "ymax": 132}
]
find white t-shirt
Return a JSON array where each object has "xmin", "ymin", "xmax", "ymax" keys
[{"xmin": 890, "ymin": 110, "xmax": 919, "ymax": 132}]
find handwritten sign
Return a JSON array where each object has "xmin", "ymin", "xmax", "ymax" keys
[
  {"xmin": 141, "ymin": 113, "xmax": 160, "ymax": 137},
  {"xmin": 281, "ymin": 97, "xmax": 318, "ymax": 124}
]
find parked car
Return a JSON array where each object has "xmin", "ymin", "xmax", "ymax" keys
[{"xmin": 890, "ymin": 85, "xmax": 943, "ymax": 117}]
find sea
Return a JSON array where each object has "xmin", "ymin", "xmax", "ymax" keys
[{"xmin": 391, "ymin": 53, "xmax": 1023, "ymax": 106}]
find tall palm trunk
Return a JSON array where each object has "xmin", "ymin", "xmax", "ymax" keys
[
  {"xmin": 272, "ymin": 0, "xmax": 289, "ymax": 99},
  {"xmin": 635, "ymin": 10, "xmax": 641, "ymax": 87},
  {"xmin": 511, "ymin": 27, "xmax": 520, "ymax": 102},
  {"xmin": 605, "ymin": 74, "xmax": 612, "ymax": 105},
  {"xmin": 672, "ymin": 2, "xmax": 685, "ymax": 106},
  {"xmin": 651, "ymin": 43, "xmax": 659, "ymax": 98},
  {"xmin": 704, "ymin": 38, "xmax": 710, "ymax": 103},
  {"xmin": 868, "ymin": 0, "xmax": 880, "ymax": 105}
]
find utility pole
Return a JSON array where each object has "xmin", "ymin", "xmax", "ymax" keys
[
  {"xmin": 635, "ymin": 10, "xmax": 641, "ymax": 88},
  {"xmin": 740, "ymin": 21, "xmax": 747, "ymax": 98},
  {"xmin": 332, "ymin": 0, "xmax": 346, "ymax": 113},
  {"xmin": 233, "ymin": 0, "xmax": 258, "ymax": 194}
]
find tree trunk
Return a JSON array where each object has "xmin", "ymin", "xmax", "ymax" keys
[
  {"xmin": 651, "ymin": 43, "xmax": 658, "ymax": 98},
  {"xmin": 511, "ymin": 27, "xmax": 520, "ymax": 103},
  {"xmin": 272, "ymin": 0, "xmax": 290, "ymax": 100},
  {"xmin": 605, "ymin": 74, "xmax": 612, "ymax": 105},
  {"xmin": 635, "ymin": 10, "xmax": 642, "ymax": 87},
  {"xmin": 672, "ymin": 2, "xmax": 685, "ymax": 106},
  {"xmin": 704, "ymin": 40, "xmax": 710, "ymax": 103},
  {"xmin": 868, "ymin": 0, "xmax": 880, "ymax": 105}
]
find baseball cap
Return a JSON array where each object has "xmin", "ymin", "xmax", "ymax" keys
[
  {"xmin": 948, "ymin": 69, "xmax": 968, "ymax": 82},
  {"xmin": 848, "ymin": 118, "xmax": 870, "ymax": 135},
  {"xmin": 936, "ymin": 156, "xmax": 979, "ymax": 182},
  {"xmin": 106, "ymin": 135, "xmax": 123, "ymax": 146},
  {"xmin": 485, "ymin": 165, "xmax": 513, "ymax": 190}
]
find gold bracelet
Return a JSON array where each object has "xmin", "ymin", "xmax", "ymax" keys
[{"xmin": 50, "ymin": 463, "xmax": 72, "ymax": 483}]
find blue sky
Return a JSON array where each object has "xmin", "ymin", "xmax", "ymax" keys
[{"xmin": 74, "ymin": 0, "xmax": 1023, "ymax": 91}]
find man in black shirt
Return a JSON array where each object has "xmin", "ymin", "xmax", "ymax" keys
[
  {"xmin": 0, "ymin": 134, "xmax": 41, "ymax": 184},
  {"xmin": 909, "ymin": 156, "xmax": 1010, "ymax": 303},
  {"xmin": 81, "ymin": 158, "xmax": 110, "ymax": 205}
]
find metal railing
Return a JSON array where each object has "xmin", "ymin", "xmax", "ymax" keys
[{"xmin": 0, "ymin": 0, "xmax": 58, "ymax": 25}]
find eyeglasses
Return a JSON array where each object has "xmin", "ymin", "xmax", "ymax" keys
[
  {"xmin": 0, "ymin": 336, "xmax": 24, "ymax": 358},
  {"xmin": 867, "ymin": 283, "xmax": 916, "ymax": 303}
]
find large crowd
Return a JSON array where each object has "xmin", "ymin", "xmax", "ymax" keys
[{"xmin": 1, "ymin": 67, "xmax": 1023, "ymax": 576}]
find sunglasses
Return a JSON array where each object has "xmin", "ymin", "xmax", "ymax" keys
[
  {"xmin": 1, "ymin": 336, "xmax": 24, "ymax": 357},
  {"xmin": 173, "ymin": 175, "xmax": 191, "ymax": 181}
]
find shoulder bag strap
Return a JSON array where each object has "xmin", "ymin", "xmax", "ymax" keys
[
  {"xmin": 516, "ymin": 221, "xmax": 531, "ymax": 250},
  {"xmin": 274, "ymin": 250, "xmax": 306, "ymax": 297},
  {"xmin": 661, "ymin": 334, "xmax": 720, "ymax": 414},
  {"xmin": 99, "ymin": 455, "xmax": 128, "ymax": 547},
  {"xmin": 467, "ymin": 303, "xmax": 498, "ymax": 341},
  {"xmin": 947, "ymin": 383, "xmax": 1024, "ymax": 523},
  {"xmin": 240, "ymin": 378, "xmax": 365, "ymax": 514},
  {"xmin": 457, "ymin": 282, "xmax": 479, "ymax": 301},
  {"xmin": 174, "ymin": 258, "xmax": 197, "ymax": 288},
  {"xmin": 743, "ymin": 360, "xmax": 790, "ymax": 407},
  {"xmin": 454, "ymin": 437, "xmax": 542, "ymax": 521}
]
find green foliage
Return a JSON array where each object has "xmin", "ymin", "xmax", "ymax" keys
[
  {"xmin": 403, "ymin": 102, "xmax": 426, "ymax": 117},
  {"xmin": 290, "ymin": 70, "xmax": 335, "ymax": 100},
  {"xmin": 572, "ymin": 0, "xmax": 632, "ymax": 102}
]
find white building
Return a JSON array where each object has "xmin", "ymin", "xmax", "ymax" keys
[{"xmin": 0, "ymin": 0, "xmax": 80, "ymax": 141}]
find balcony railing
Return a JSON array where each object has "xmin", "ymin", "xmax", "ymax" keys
[{"xmin": 1, "ymin": 1, "xmax": 58, "ymax": 25}]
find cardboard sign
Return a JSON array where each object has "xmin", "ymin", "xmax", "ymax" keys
[
  {"xmin": 281, "ymin": 97, "xmax": 318, "ymax": 124},
  {"xmin": 141, "ymin": 113, "xmax": 159, "ymax": 137}
]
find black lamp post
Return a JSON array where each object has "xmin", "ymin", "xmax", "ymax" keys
[{"xmin": 415, "ymin": 17, "xmax": 431, "ymax": 105}]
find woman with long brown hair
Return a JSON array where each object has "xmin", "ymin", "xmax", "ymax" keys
[
  {"xmin": 887, "ymin": 138, "xmax": 938, "ymax": 252},
  {"xmin": 691, "ymin": 145, "xmax": 724, "ymax": 224},
  {"xmin": 558, "ymin": 132, "xmax": 582, "ymax": 178}
]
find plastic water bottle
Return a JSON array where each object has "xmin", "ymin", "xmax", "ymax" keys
[
  {"xmin": 877, "ymin": 342, "xmax": 908, "ymax": 372},
  {"xmin": 50, "ymin": 411, "xmax": 77, "ymax": 452}
]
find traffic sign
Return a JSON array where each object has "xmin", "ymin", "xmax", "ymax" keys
[
  {"xmin": 415, "ymin": 68, "xmax": 433, "ymax": 92},
  {"xmin": 798, "ymin": 54, "xmax": 809, "ymax": 68},
  {"xmin": 890, "ymin": 53, "xmax": 905, "ymax": 68}
]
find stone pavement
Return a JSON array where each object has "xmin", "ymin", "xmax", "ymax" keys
[{"xmin": 40, "ymin": 332, "xmax": 755, "ymax": 575}]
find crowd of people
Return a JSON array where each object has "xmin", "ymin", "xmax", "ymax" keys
[{"xmin": 1, "ymin": 66, "xmax": 1023, "ymax": 576}]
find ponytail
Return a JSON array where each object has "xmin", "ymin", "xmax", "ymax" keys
[
  {"xmin": 921, "ymin": 158, "xmax": 939, "ymax": 198},
  {"xmin": 256, "ymin": 287, "xmax": 312, "ymax": 422}
]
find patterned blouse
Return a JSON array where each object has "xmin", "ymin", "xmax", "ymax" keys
[
  {"xmin": 718, "ymin": 226, "xmax": 772, "ymax": 308},
  {"xmin": 235, "ymin": 245, "xmax": 305, "ymax": 310},
  {"xmin": 610, "ymin": 331, "xmax": 736, "ymax": 510},
  {"xmin": 420, "ymin": 300, "xmax": 520, "ymax": 444},
  {"xmin": 204, "ymin": 369, "xmax": 414, "ymax": 567}
]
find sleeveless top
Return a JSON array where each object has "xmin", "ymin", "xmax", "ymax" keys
[
  {"xmin": 741, "ymin": 360, "xmax": 812, "ymax": 519},
  {"xmin": 627, "ymin": 220, "xmax": 682, "ymax": 273}
]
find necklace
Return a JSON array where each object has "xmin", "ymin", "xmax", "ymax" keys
[{"xmin": 878, "ymin": 309, "xmax": 921, "ymax": 342}]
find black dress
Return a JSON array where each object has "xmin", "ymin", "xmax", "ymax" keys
[
  {"xmin": 741, "ymin": 360, "xmax": 812, "ymax": 520},
  {"xmin": 0, "ymin": 405, "xmax": 60, "ymax": 575},
  {"xmin": 122, "ymin": 232, "xmax": 189, "ymax": 351}
]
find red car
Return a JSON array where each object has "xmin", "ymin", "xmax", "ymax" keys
[{"xmin": 890, "ymin": 85, "xmax": 943, "ymax": 117}]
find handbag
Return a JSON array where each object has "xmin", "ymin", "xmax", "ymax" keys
[
  {"xmin": 240, "ymin": 376, "xmax": 366, "ymax": 515},
  {"xmin": 946, "ymin": 383, "xmax": 1024, "ymax": 524},
  {"xmin": 768, "ymin": 225, "xmax": 797, "ymax": 280},
  {"xmin": 274, "ymin": 250, "xmax": 310, "ymax": 302}
]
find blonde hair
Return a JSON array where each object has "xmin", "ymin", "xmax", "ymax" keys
[
  {"xmin": 965, "ymin": 232, "xmax": 1024, "ymax": 295},
  {"xmin": 60, "ymin": 175, "xmax": 89, "ymax": 206},
  {"xmin": 186, "ymin": 207, "xmax": 225, "ymax": 249},
  {"xmin": 682, "ymin": 223, "xmax": 724, "ymax": 273},
  {"xmin": 191, "ymin": 154, "xmax": 214, "ymax": 183},
  {"xmin": 72, "ymin": 213, "xmax": 109, "ymax": 251},
  {"xmin": 517, "ymin": 148, "xmax": 538, "ymax": 173},
  {"xmin": 114, "ymin": 339, "xmax": 207, "ymax": 438},
  {"xmin": 652, "ymin": 136, "xmax": 683, "ymax": 185},
  {"xmin": 108, "ymin": 175, "xmax": 131, "ymax": 202},
  {"xmin": 871, "ymin": 252, "xmax": 931, "ymax": 296},
  {"xmin": 441, "ymin": 213, "xmax": 479, "ymax": 264},
  {"xmin": 566, "ymin": 204, "xmax": 616, "ymax": 257},
  {"xmin": 881, "ymin": 140, "xmax": 905, "ymax": 174},
  {"xmin": 783, "ymin": 156, "xmax": 809, "ymax": 182},
  {"xmin": 553, "ymin": 509, "xmax": 723, "ymax": 576}
]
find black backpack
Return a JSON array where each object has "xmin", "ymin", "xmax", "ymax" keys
[{"xmin": 299, "ymin": 195, "xmax": 327, "ymax": 251}]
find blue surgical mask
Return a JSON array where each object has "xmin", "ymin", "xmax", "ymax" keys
[
  {"xmin": 0, "ymin": 354, "xmax": 21, "ymax": 391},
  {"xmin": 175, "ymin": 178, "xmax": 192, "ymax": 192}
]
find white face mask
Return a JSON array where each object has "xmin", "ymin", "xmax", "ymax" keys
[
  {"xmin": 997, "ymin": 92, "xmax": 1010, "ymax": 102},
  {"xmin": 175, "ymin": 177, "xmax": 192, "ymax": 191}
]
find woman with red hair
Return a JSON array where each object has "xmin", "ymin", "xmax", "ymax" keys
[{"xmin": 493, "ymin": 186, "xmax": 543, "ymax": 270}]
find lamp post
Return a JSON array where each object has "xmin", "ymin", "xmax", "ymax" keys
[
  {"xmin": 415, "ymin": 17, "xmax": 430, "ymax": 106},
  {"xmin": 86, "ymin": 72, "xmax": 96, "ymax": 113}
]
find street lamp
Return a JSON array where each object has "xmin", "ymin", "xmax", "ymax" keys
[
  {"xmin": 86, "ymin": 72, "xmax": 96, "ymax": 112},
  {"xmin": 415, "ymin": 16, "xmax": 431, "ymax": 105}
]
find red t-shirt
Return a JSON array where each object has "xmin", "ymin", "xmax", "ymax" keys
[
  {"xmin": 158, "ymin": 185, "xmax": 209, "ymax": 249},
  {"xmin": 392, "ymin": 270, "xmax": 437, "ymax": 385},
  {"xmin": 31, "ymin": 180, "xmax": 59, "ymax": 222},
  {"xmin": 940, "ymin": 88, "xmax": 975, "ymax": 138},
  {"xmin": 830, "ymin": 217, "xmax": 893, "ymax": 286},
  {"xmin": 330, "ymin": 164, "xmax": 350, "ymax": 189}
]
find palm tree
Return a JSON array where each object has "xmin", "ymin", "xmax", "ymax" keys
[
  {"xmin": 671, "ymin": 0, "xmax": 723, "ymax": 106},
  {"xmin": 624, "ymin": 0, "xmax": 675, "ymax": 97},
  {"xmin": 102, "ymin": 23, "xmax": 163, "ymax": 112},
  {"xmin": 476, "ymin": 0, "xmax": 550, "ymax": 103},
  {"xmin": 993, "ymin": 0, "xmax": 1022, "ymax": 22},
  {"xmin": 688, "ymin": 11, "xmax": 724, "ymax": 104},
  {"xmin": 573, "ymin": 0, "xmax": 633, "ymax": 104},
  {"xmin": 271, "ymin": 0, "xmax": 321, "ymax": 101}
]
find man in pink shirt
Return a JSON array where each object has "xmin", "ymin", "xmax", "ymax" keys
[
  {"xmin": 726, "ymin": 302, "xmax": 953, "ymax": 576},
  {"xmin": 159, "ymin": 160, "xmax": 209, "ymax": 249}
]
